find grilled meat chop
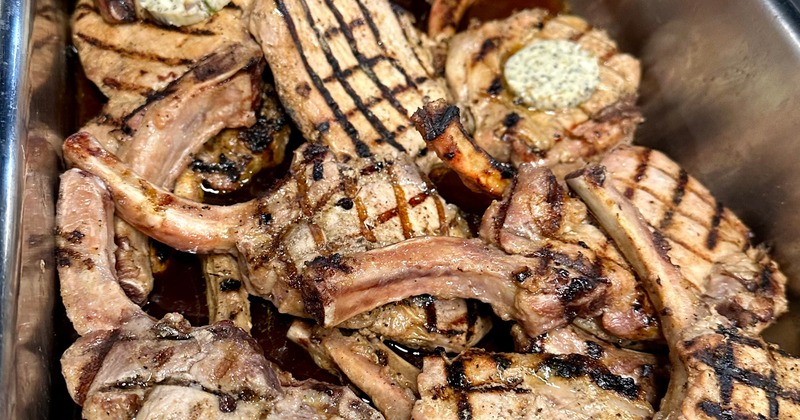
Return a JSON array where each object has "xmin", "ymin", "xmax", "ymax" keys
[
  {"xmin": 479, "ymin": 162, "xmax": 659, "ymax": 341},
  {"xmin": 288, "ymin": 321, "xmax": 420, "ymax": 419},
  {"xmin": 597, "ymin": 146, "xmax": 787, "ymax": 332},
  {"xmin": 568, "ymin": 164, "xmax": 798, "ymax": 419},
  {"xmin": 446, "ymin": 9, "xmax": 642, "ymax": 177},
  {"xmin": 249, "ymin": 0, "xmax": 452, "ymax": 172},
  {"xmin": 412, "ymin": 349, "xmax": 655, "ymax": 419}
]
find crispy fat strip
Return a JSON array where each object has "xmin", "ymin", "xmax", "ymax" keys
[{"xmin": 412, "ymin": 99, "xmax": 515, "ymax": 197}]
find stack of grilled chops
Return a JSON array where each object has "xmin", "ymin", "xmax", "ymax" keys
[{"xmin": 56, "ymin": 0, "xmax": 799, "ymax": 418}]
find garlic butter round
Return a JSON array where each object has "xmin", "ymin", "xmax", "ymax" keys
[
  {"xmin": 503, "ymin": 39, "xmax": 600, "ymax": 110},
  {"xmin": 140, "ymin": 0, "xmax": 231, "ymax": 27}
]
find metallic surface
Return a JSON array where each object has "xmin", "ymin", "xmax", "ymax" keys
[{"xmin": 1, "ymin": 0, "xmax": 799, "ymax": 418}]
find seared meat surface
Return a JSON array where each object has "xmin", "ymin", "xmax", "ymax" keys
[
  {"xmin": 339, "ymin": 296, "xmax": 492, "ymax": 352},
  {"xmin": 599, "ymin": 146, "xmax": 787, "ymax": 332},
  {"xmin": 64, "ymin": 133, "xmax": 470, "ymax": 315},
  {"xmin": 568, "ymin": 165, "xmax": 798, "ymax": 419},
  {"xmin": 249, "ymin": 0, "xmax": 451, "ymax": 172},
  {"xmin": 413, "ymin": 349, "xmax": 655, "ymax": 419},
  {"xmin": 480, "ymin": 162, "xmax": 659, "ymax": 341},
  {"xmin": 446, "ymin": 9, "xmax": 641, "ymax": 177}
]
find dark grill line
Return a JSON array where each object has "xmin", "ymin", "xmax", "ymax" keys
[
  {"xmin": 322, "ymin": 0, "xmax": 413, "ymax": 124},
  {"xmin": 297, "ymin": 0, "xmax": 407, "ymax": 153},
  {"xmin": 707, "ymin": 200, "xmax": 724, "ymax": 250},
  {"xmin": 389, "ymin": 4, "xmax": 432, "ymax": 79},
  {"xmin": 74, "ymin": 32, "xmax": 195, "ymax": 66},
  {"xmin": 101, "ymin": 77, "xmax": 153, "ymax": 96},
  {"xmin": 275, "ymin": 0, "xmax": 372, "ymax": 158},
  {"xmin": 353, "ymin": 0, "xmax": 419, "ymax": 91},
  {"xmin": 658, "ymin": 169, "xmax": 689, "ymax": 229}
]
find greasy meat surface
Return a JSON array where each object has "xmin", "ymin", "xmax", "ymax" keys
[
  {"xmin": 600, "ymin": 146, "xmax": 787, "ymax": 332},
  {"xmin": 271, "ymin": 378, "xmax": 385, "ymax": 419},
  {"xmin": 568, "ymin": 165, "xmax": 799, "ymax": 419},
  {"xmin": 299, "ymin": 236, "xmax": 615, "ymax": 338},
  {"xmin": 511, "ymin": 325, "xmax": 661, "ymax": 404},
  {"xmin": 73, "ymin": 0, "xmax": 255, "ymax": 117},
  {"xmin": 249, "ymin": 0, "xmax": 452, "ymax": 172},
  {"xmin": 446, "ymin": 9, "xmax": 641, "ymax": 177},
  {"xmin": 339, "ymin": 296, "xmax": 492, "ymax": 352},
  {"xmin": 412, "ymin": 99, "xmax": 515, "ymax": 197},
  {"xmin": 480, "ymin": 163, "xmax": 659, "ymax": 341},
  {"xmin": 288, "ymin": 321, "xmax": 419, "ymax": 419},
  {"xmin": 413, "ymin": 349, "xmax": 654, "ymax": 419},
  {"xmin": 64, "ymin": 134, "xmax": 468, "ymax": 317},
  {"xmin": 174, "ymin": 81, "xmax": 291, "ymax": 197}
]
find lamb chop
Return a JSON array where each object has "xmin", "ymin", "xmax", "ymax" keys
[
  {"xmin": 288, "ymin": 320, "xmax": 420, "ymax": 420},
  {"xmin": 567, "ymin": 164, "xmax": 798, "ymax": 419},
  {"xmin": 445, "ymin": 9, "xmax": 642, "ymax": 178},
  {"xmin": 249, "ymin": 0, "xmax": 452, "ymax": 173},
  {"xmin": 412, "ymin": 349, "xmax": 655, "ymax": 419}
]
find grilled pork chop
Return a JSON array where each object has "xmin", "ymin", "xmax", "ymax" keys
[
  {"xmin": 73, "ymin": 0, "xmax": 255, "ymax": 117},
  {"xmin": 64, "ymin": 134, "xmax": 497, "ymax": 351},
  {"xmin": 288, "ymin": 321, "xmax": 420, "ymax": 420},
  {"xmin": 249, "ymin": 0, "xmax": 452, "ymax": 172},
  {"xmin": 479, "ymin": 162, "xmax": 659, "ymax": 341},
  {"xmin": 598, "ymin": 146, "xmax": 787, "ymax": 332},
  {"xmin": 446, "ymin": 9, "xmax": 642, "ymax": 178},
  {"xmin": 412, "ymin": 349, "xmax": 655, "ymax": 419},
  {"xmin": 568, "ymin": 165, "xmax": 799, "ymax": 419}
]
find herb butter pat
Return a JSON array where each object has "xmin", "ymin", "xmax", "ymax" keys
[
  {"xmin": 140, "ymin": 0, "xmax": 231, "ymax": 26},
  {"xmin": 503, "ymin": 39, "xmax": 600, "ymax": 110}
]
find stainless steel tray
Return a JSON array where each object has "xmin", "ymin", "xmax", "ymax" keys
[{"xmin": 2, "ymin": 0, "xmax": 799, "ymax": 418}]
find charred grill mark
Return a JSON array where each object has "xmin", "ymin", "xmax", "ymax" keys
[
  {"xmin": 136, "ymin": 20, "xmax": 218, "ymax": 36},
  {"xmin": 633, "ymin": 149, "xmax": 652, "ymax": 183},
  {"xmin": 539, "ymin": 354, "xmax": 640, "ymax": 400},
  {"xmin": 275, "ymin": 0, "xmax": 372, "ymax": 157},
  {"xmin": 473, "ymin": 37, "xmax": 499, "ymax": 63},
  {"xmin": 707, "ymin": 200, "xmax": 724, "ymax": 250},
  {"xmin": 388, "ymin": 164, "xmax": 414, "ymax": 239},
  {"xmin": 388, "ymin": 3, "xmax": 431, "ymax": 78},
  {"xmin": 419, "ymin": 294, "xmax": 438, "ymax": 333},
  {"xmin": 487, "ymin": 77, "xmax": 503, "ymax": 95},
  {"xmin": 76, "ymin": 330, "xmax": 122, "ymax": 404},
  {"xmin": 298, "ymin": 0, "xmax": 407, "ymax": 154},
  {"xmin": 502, "ymin": 112, "xmax": 521, "ymax": 129},
  {"xmin": 101, "ymin": 77, "xmax": 153, "ymax": 96},
  {"xmin": 74, "ymin": 33, "xmax": 195, "ymax": 67},
  {"xmin": 353, "ymin": 0, "xmax": 419, "ymax": 91},
  {"xmin": 445, "ymin": 359, "xmax": 472, "ymax": 420},
  {"xmin": 658, "ymin": 169, "xmax": 688, "ymax": 229}
]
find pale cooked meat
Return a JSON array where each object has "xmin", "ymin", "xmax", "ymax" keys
[
  {"xmin": 480, "ymin": 163, "xmax": 659, "ymax": 341},
  {"xmin": 412, "ymin": 349, "xmax": 655, "ymax": 419},
  {"xmin": 62, "ymin": 313, "xmax": 282, "ymax": 419},
  {"xmin": 568, "ymin": 165, "xmax": 800, "ymax": 419},
  {"xmin": 64, "ymin": 134, "xmax": 470, "ymax": 317},
  {"xmin": 271, "ymin": 378, "xmax": 385, "ymax": 419},
  {"xmin": 288, "ymin": 321, "xmax": 419, "ymax": 420},
  {"xmin": 249, "ymin": 0, "xmax": 452, "ymax": 172},
  {"xmin": 72, "ymin": 0, "xmax": 256, "ymax": 117},
  {"xmin": 427, "ymin": 0, "xmax": 477, "ymax": 38},
  {"xmin": 201, "ymin": 254, "xmax": 253, "ymax": 332},
  {"xmin": 174, "ymin": 81, "xmax": 291, "ymax": 197},
  {"xmin": 55, "ymin": 169, "xmax": 153, "ymax": 335},
  {"xmin": 510, "ymin": 325, "xmax": 661, "ymax": 404},
  {"xmin": 299, "ymin": 236, "xmax": 615, "ymax": 338},
  {"xmin": 599, "ymin": 146, "xmax": 787, "ymax": 332},
  {"xmin": 412, "ymin": 99, "xmax": 515, "ymax": 197},
  {"xmin": 446, "ymin": 9, "xmax": 642, "ymax": 177},
  {"xmin": 339, "ymin": 296, "xmax": 492, "ymax": 353}
]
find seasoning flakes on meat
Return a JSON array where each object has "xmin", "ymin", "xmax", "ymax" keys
[{"xmin": 446, "ymin": 9, "xmax": 642, "ymax": 177}]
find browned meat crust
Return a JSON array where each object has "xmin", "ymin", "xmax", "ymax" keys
[
  {"xmin": 568, "ymin": 165, "xmax": 799, "ymax": 419},
  {"xmin": 412, "ymin": 349, "xmax": 655, "ymax": 419},
  {"xmin": 480, "ymin": 163, "xmax": 659, "ymax": 341},
  {"xmin": 445, "ymin": 9, "xmax": 642, "ymax": 176},
  {"xmin": 412, "ymin": 99, "xmax": 515, "ymax": 197}
]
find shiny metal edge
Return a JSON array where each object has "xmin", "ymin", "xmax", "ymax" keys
[{"xmin": 0, "ymin": 0, "xmax": 34, "ymax": 417}]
